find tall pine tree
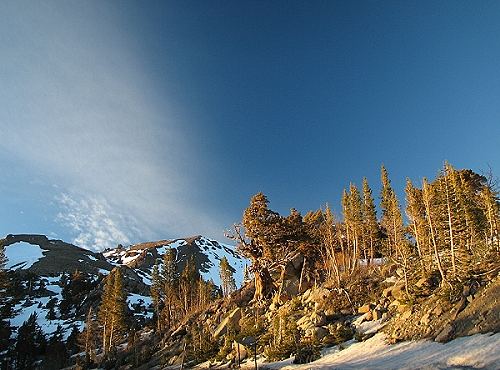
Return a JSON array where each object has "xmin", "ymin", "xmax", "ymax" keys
[
  {"xmin": 219, "ymin": 257, "xmax": 237, "ymax": 297},
  {"xmin": 98, "ymin": 268, "xmax": 127, "ymax": 354},
  {"xmin": 150, "ymin": 261, "xmax": 162, "ymax": 332},
  {"xmin": 161, "ymin": 248, "xmax": 179, "ymax": 330},
  {"xmin": 362, "ymin": 178, "xmax": 380, "ymax": 263},
  {"xmin": 380, "ymin": 165, "xmax": 404, "ymax": 259}
]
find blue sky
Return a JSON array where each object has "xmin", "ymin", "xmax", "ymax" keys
[{"xmin": 1, "ymin": 0, "xmax": 499, "ymax": 251}]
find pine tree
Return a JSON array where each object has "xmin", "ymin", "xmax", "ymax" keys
[
  {"xmin": 66, "ymin": 325, "xmax": 80, "ymax": 356},
  {"xmin": 458, "ymin": 170, "xmax": 487, "ymax": 256},
  {"xmin": 341, "ymin": 189, "xmax": 352, "ymax": 272},
  {"xmin": 320, "ymin": 204, "xmax": 341, "ymax": 286},
  {"xmin": 302, "ymin": 209, "xmax": 324, "ymax": 254},
  {"xmin": 480, "ymin": 185, "xmax": 500, "ymax": 253},
  {"xmin": 43, "ymin": 325, "xmax": 68, "ymax": 370},
  {"xmin": 447, "ymin": 164, "xmax": 477, "ymax": 278},
  {"xmin": 98, "ymin": 268, "xmax": 127, "ymax": 354},
  {"xmin": 162, "ymin": 248, "xmax": 178, "ymax": 285},
  {"xmin": 378, "ymin": 167, "xmax": 408, "ymax": 292},
  {"xmin": 422, "ymin": 178, "xmax": 446, "ymax": 283},
  {"xmin": 405, "ymin": 178, "xmax": 429, "ymax": 272},
  {"xmin": 80, "ymin": 307, "xmax": 97, "ymax": 364},
  {"xmin": 219, "ymin": 257, "xmax": 237, "ymax": 297},
  {"xmin": 441, "ymin": 163, "xmax": 462, "ymax": 276},
  {"xmin": 380, "ymin": 166, "xmax": 404, "ymax": 259},
  {"xmin": 362, "ymin": 178, "xmax": 380, "ymax": 264},
  {"xmin": 150, "ymin": 261, "xmax": 162, "ymax": 332},
  {"xmin": 196, "ymin": 278, "xmax": 218, "ymax": 309},
  {"xmin": 161, "ymin": 248, "xmax": 179, "ymax": 330},
  {"xmin": 15, "ymin": 313, "xmax": 46, "ymax": 369},
  {"xmin": 348, "ymin": 183, "xmax": 364, "ymax": 271},
  {"xmin": 236, "ymin": 192, "xmax": 281, "ymax": 300},
  {"xmin": 98, "ymin": 270, "xmax": 114, "ymax": 354},
  {"xmin": 180, "ymin": 256, "xmax": 200, "ymax": 313},
  {"xmin": 108, "ymin": 268, "xmax": 127, "ymax": 352}
]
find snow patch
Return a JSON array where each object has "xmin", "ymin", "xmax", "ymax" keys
[
  {"xmin": 156, "ymin": 239, "xmax": 186, "ymax": 255},
  {"xmin": 5, "ymin": 242, "xmax": 47, "ymax": 270},
  {"xmin": 136, "ymin": 270, "xmax": 152, "ymax": 285},
  {"xmin": 262, "ymin": 332, "xmax": 500, "ymax": 369},
  {"xmin": 121, "ymin": 252, "xmax": 142, "ymax": 265},
  {"xmin": 128, "ymin": 293, "xmax": 152, "ymax": 307}
]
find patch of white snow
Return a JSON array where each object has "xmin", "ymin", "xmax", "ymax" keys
[
  {"xmin": 261, "ymin": 332, "xmax": 500, "ymax": 370},
  {"xmin": 5, "ymin": 242, "xmax": 47, "ymax": 270}
]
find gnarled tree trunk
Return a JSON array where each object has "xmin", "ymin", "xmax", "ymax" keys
[{"xmin": 253, "ymin": 267, "xmax": 274, "ymax": 301}]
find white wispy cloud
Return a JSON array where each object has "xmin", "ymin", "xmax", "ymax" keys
[
  {"xmin": 55, "ymin": 193, "xmax": 135, "ymax": 251},
  {"xmin": 0, "ymin": 1, "xmax": 223, "ymax": 248}
]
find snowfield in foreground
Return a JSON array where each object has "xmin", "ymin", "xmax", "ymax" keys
[{"xmin": 251, "ymin": 332, "xmax": 500, "ymax": 370}]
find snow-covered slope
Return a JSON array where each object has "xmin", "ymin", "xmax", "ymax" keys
[
  {"xmin": 250, "ymin": 332, "xmax": 500, "ymax": 370},
  {"xmin": 1, "ymin": 234, "xmax": 245, "ymax": 339},
  {"xmin": 9, "ymin": 274, "xmax": 85, "ymax": 339},
  {"xmin": 103, "ymin": 235, "xmax": 246, "ymax": 288}
]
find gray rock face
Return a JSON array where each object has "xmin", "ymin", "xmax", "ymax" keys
[{"xmin": 213, "ymin": 307, "xmax": 242, "ymax": 338}]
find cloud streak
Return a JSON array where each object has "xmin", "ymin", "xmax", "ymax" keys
[
  {"xmin": 56, "ymin": 193, "xmax": 135, "ymax": 251},
  {"xmin": 0, "ymin": 1, "xmax": 223, "ymax": 248}
]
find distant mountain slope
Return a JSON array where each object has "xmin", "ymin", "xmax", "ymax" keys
[
  {"xmin": 103, "ymin": 235, "xmax": 246, "ymax": 287},
  {"xmin": 1, "ymin": 234, "xmax": 113, "ymax": 275},
  {"xmin": 0, "ymin": 233, "xmax": 245, "ymax": 339}
]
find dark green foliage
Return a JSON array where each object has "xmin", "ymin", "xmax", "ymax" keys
[
  {"xmin": 42, "ymin": 325, "xmax": 68, "ymax": 369},
  {"xmin": 293, "ymin": 344, "xmax": 321, "ymax": 364},
  {"xmin": 263, "ymin": 307, "xmax": 301, "ymax": 361},
  {"xmin": 150, "ymin": 261, "xmax": 163, "ymax": 331},
  {"xmin": 59, "ymin": 270, "xmax": 97, "ymax": 317},
  {"xmin": 236, "ymin": 310, "xmax": 267, "ymax": 345},
  {"xmin": 186, "ymin": 323, "xmax": 219, "ymax": 364},
  {"xmin": 14, "ymin": 313, "xmax": 47, "ymax": 369},
  {"xmin": 46, "ymin": 305, "xmax": 57, "ymax": 321},
  {"xmin": 328, "ymin": 322, "xmax": 354, "ymax": 344},
  {"xmin": 66, "ymin": 325, "xmax": 80, "ymax": 355}
]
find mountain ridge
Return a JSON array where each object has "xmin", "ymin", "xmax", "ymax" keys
[
  {"xmin": 0, "ymin": 233, "xmax": 245, "ymax": 340},
  {"xmin": 1, "ymin": 233, "xmax": 244, "ymax": 285}
]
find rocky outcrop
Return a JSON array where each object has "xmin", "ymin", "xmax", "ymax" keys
[
  {"xmin": 213, "ymin": 307, "xmax": 242, "ymax": 338},
  {"xmin": 435, "ymin": 278, "xmax": 500, "ymax": 342},
  {"xmin": 383, "ymin": 275, "xmax": 500, "ymax": 343}
]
